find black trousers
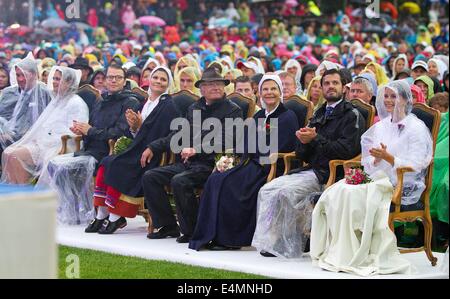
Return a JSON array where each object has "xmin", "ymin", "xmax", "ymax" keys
[{"xmin": 142, "ymin": 162, "xmax": 213, "ymax": 236}]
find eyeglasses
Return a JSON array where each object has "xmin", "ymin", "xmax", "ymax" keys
[{"xmin": 106, "ymin": 75, "xmax": 125, "ymax": 81}]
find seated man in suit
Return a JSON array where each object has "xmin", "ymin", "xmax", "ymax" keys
[
  {"xmin": 141, "ymin": 67, "xmax": 243, "ymax": 243},
  {"xmin": 252, "ymin": 69, "xmax": 366, "ymax": 258},
  {"xmin": 0, "ymin": 53, "xmax": 52, "ymax": 156}
]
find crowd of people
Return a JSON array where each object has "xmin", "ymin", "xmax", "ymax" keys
[{"xmin": 0, "ymin": 0, "xmax": 449, "ymax": 276}]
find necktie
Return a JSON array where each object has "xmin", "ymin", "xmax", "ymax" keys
[{"xmin": 325, "ymin": 106, "xmax": 334, "ymax": 118}]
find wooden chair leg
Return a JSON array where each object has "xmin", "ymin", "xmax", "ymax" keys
[
  {"xmin": 147, "ymin": 212, "xmax": 154, "ymax": 233},
  {"xmin": 423, "ymin": 216, "xmax": 438, "ymax": 266}
]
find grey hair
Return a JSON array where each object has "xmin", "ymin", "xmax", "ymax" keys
[{"xmin": 353, "ymin": 78, "xmax": 373, "ymax": 95}]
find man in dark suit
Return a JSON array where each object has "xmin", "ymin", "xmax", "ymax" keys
[{"xmin": 142, "ymin": 67, "xmax": 243, "ymax": 243}]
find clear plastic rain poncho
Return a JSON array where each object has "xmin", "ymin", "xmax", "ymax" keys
[
  {"xmin": 361, "ymin": 79, "xmax": 433, "ymax": 206},
  {"xmin": 0, "ymin": 53, "xmax": 53, "ymax": 150},
  {"xmin": 1, "ymin": 66, "xmax": 89, "ymax": 184}
]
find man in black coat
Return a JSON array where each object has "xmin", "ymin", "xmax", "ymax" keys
[
  {"xmin": 44, "ymin": 64, "xmax": 140, "ymax": 225},
  {"xmin": 141, "ymin": 68, "xmax": 243, "ymax": 243},
  {"xmin": 252, "ymin": 69, "xmax": 366, "ymax": 258}
]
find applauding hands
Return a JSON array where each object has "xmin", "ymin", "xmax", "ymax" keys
[
  {"xmin": 126, "ymin": 109, "xmax": 143, "ymax": 133},
  {"xmin": 70, "ymin": 120, "xmax": 92, "ymax": 136},
  {"xmin": 296, "ymin": 127, "xmax": 317, "ymax": 144}
]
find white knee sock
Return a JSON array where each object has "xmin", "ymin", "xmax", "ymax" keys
[
  {"xmin": 96, "ymin": 206, "xmax": 109, "ymax": 220},
  {"xmin": 109, "ymin": 213, "xmax": 121, "ymax": 222}
]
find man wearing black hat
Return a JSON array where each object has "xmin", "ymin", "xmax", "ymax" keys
[
  {"xmin": 141, "ymin": 67, "xmax": 243, "ymax": 243},
  {"xmin": 70, "ymin": 57, "xmax": 94, "ymax": 86}
]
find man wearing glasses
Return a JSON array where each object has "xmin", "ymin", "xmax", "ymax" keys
[
  {"xmin": 43, "ymin": 64, "xmax": 141, "ymax": 225},
  {"xmin": 141, "ymin": 67, "xmax": 243, "ymax": 244}
]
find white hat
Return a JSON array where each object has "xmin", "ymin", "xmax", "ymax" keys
[
  {"xmin": 412, "ymin": 60, "xmax": 429, "ymax": 72},
  {"xmin": 236, "ymin": 60, "xmax": 259, "ymax": 74}
]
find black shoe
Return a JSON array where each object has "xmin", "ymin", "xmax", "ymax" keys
[
  {"xmin": 260, "ymin": 250, "xmax": 276, "ymax": 257},
  {"xmin": 206, "ymin": 242, "xmax": 241, "ymax": 251},
  {"xmin": 98, "ymin": 217, "xmax": 127, "ymax": 234},
  {"xmin": 85, "ymin": 217, "xmax": 108, "ymax": 233},
  {"xmin": 147, "ymin": 225, "xmax": 180, "ymax": 239},
  {"xmin": 176, "ymin": 235, "xmax": 191, "ymax": 243}
]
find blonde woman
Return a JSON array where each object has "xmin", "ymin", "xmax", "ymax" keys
[
  {"xmin": 306, "ymin": 76, "xmax": 325, "ymax": 111},
  {"xmin": 224, "ymin": 68, "xmax": 243, "ymax": 95},
  {"xmin": 174, "ymin": 66, "xmax": 202, "ymax": 96},
  {"xmin": 174, "ymin": 55, "xmax": 201, "ymax": 82}
]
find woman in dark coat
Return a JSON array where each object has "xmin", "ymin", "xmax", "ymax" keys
[
  {"xmin": 85, "ymin": 66, "xmax": 179, "ymax": 234},
  {"xmin": 189, "ymin": 75, "xmax": 298, "ymax": 250}
]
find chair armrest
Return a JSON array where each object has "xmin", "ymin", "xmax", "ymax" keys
[
  {"xmin": 282, "ymin": 152, "xmax": 297, "ymax": 175},
  {"xmin": 392, "ymin": 166, "xmax": 415, "ymax": 208},
  {"xmin": 59, "ymin": 135, "xmax": 82, "ymax": 155},
  {"xmin": 325, "ymin": 155, "xmax": 362, "ymax": 188},
  {"xmin": 267, "ymin": 152, "xmax": 296, "ymax": 183}
]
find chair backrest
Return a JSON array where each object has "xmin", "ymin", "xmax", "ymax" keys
[
  {"xmin": 350, "ymin": 98, "xmax": 375, "ymax": 130},
  {"xmin": 131, "ymin": 86, "xmax": 149, "ymax": 102},
  {"xmin": 170, "ymin": 90, "xmax": 200, "ymax": 117},
  {"xmin": 284, "ymin": 95, "xmax": 314, "ymax": 128},
  {"xmin": 226, "ymin": 92, "xmax": 256, "ymax": 119},
  {"xmin": 411, "ymin": 103, "xmax": 441, "ymax": 201},
  {"xmin": 78, "ymin": 84, "xmax": 101, "ymax": 114}
]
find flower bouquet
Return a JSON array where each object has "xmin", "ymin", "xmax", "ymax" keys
[
  {"xmin": 344, "ymin": 166, "xmax": 372, "ymax": 185},
  {"xmin": 113, "ymin": 136, "xmax": 133, "ymax": 155},
  {"xmin": 214, "ymin": 153, "xmax": 241, "ymax": 173}
]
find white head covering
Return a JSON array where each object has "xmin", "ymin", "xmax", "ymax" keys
[
  {"xmin": 284, "ymin": 59, "xmax": 302, "ymax": 86},
  {"xmin": 391, "ymin": 54, "xmax": 409, "ymax": 79},
  {"xmin": 428, "ymin": 58, "xmax": 448, "ymax": 81},
  {"xmin": 315, "ymin": 60, "xmax": 343, "ymax": 77},
  {"xmin": 47, "ymin": 66, "xmax": 82, "ymax": 100},
  {"xmin": 143, "ymin": 57, "xmax": 161, "ymax": 73},
  {"xmin": 376, "ymin": 80, "xmax": 413, "ymax": 123},
  {"xmin": 258, "ymin": 74, "xmax": 284, "ymax": 110},
  {"xmin": 147, "ymin": 65, "xmax": 174, "ymax": 97}
]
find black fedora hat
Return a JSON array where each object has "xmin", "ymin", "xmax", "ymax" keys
[
  {"xmin": 70, "ymin": 57, "xmax": 94, "ymax": 75},
  {"xmin": 195, "ymin": 67, "xmax": 230, "ymax": 88}
]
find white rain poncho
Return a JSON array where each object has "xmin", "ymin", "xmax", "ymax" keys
[
  {"xmin": 391, "ymin": 54, "xmax": 409, "ymax": 80},
  {"xmin": 0, "ymin": 53, "xmax": 52, "ymax": 150},
  {"xmin": 361, "ymin": 79, "xmax": 433, "ymax": 205},
  {"xmin": 284, "ymin": 59, "xmax": 302, "ymax": 94},
  {"xmin": 315, "ymin": 60, "xmax": 343, "ymax": 77},
  {"xmin": 309, "ymin": 80, "xmax": 432, "ymax": 275},
  {"xmin": 1, "ymin": 66, "xmax": 89, "ymax": 184},
  {"xmin": 428, "ymin": 58, "xmax": 448, "ymax": 81}
]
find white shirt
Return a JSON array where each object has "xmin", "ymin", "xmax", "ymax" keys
[
  {"xmin": 264, "ymin": 103, "xmax": 280, "ymax": 123},
  {"xmin": 326, "ymin": 99, "xmax": 343, "ymax": 109}
]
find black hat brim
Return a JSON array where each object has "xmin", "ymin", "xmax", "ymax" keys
[{"xmin": 195, "ymin": 79, "xmax": 230, "ymax": 88}]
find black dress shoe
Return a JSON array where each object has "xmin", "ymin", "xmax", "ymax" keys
[
  {"xmin": 147, "ymin": 225, "xmax": 180, "ymax": 239},
  {"xmin": 85, "ymin": 217, "xmax": 108, "ymax": 233},
  {"xmin": 98, "ymin": 217, "xmax": 127, "ymax": 234},
  {"xmin": 176, "ymin": 235, "xmax": 191, "ymax": 243},
  {"xmin": 206, "ymin": 242, "xmax": 241, "ymax": 251},
  {"xmin": 260, "ymin": 250, "xmax": 276, "ymax": 257}
]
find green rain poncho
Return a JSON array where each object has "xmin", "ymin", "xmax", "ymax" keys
[{"xmin": 430, "ymin": 112, "xmax": 449, "ymax": 223}]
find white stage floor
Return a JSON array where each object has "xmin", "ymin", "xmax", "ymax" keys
[{"xmin": 57, "ymin": 217, "xmax": 448, "ymax": 279}]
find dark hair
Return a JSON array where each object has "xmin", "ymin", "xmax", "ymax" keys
[
  {"xmin": 429, "ymin": 92, "xmax": 449, "ymax": 109},
  {"xmin": 106, "ymin": 64, "xmax": 126, "ymax": 78},
  {"xmin": 126, "ymin": 66, "xmax": 142, "ymax": 78},
  {"xmin": 320, "ymin": 68, "xmax": 345, "ymax": 86},
  {"xmin": 251, "ymin": 73, "xmax": 264, "ymax": 84},
  {"xmin": 0, "ymin": 65, "xmax": 10, "ymax": 89},
  {"xmin": 235, "ymin": 76, "xmax": 251, "ymax": 84},
  {"xmin": 339, "ymin": 68, "xmax": 352, "ymax": 86}
]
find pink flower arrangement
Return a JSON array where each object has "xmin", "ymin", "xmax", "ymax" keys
[{"xmin": 345, "ymin": 167, "xmax": 372, "ymax": 185}]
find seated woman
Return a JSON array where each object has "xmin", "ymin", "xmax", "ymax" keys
[
  {"xmin": 305, "ymin": 76, "xmax": 325, "ymax": 112},
  {"xmin": 174, "ymin": 66, "xmax": 201, "ymax": 96},
  {"xmin": 84, "ymin": 66, "xmax": 179, "ymax": 234},
  {"xmin": 189, "ymin": 74, "xmax": 298, "ymax": 250},
  {"xmin": 310, "ymin": 80, "xmax": 433, "ymax": 276},
  {"xmin": 1, "ymin": 66, "xmax": 89, "ymax": 184}
]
